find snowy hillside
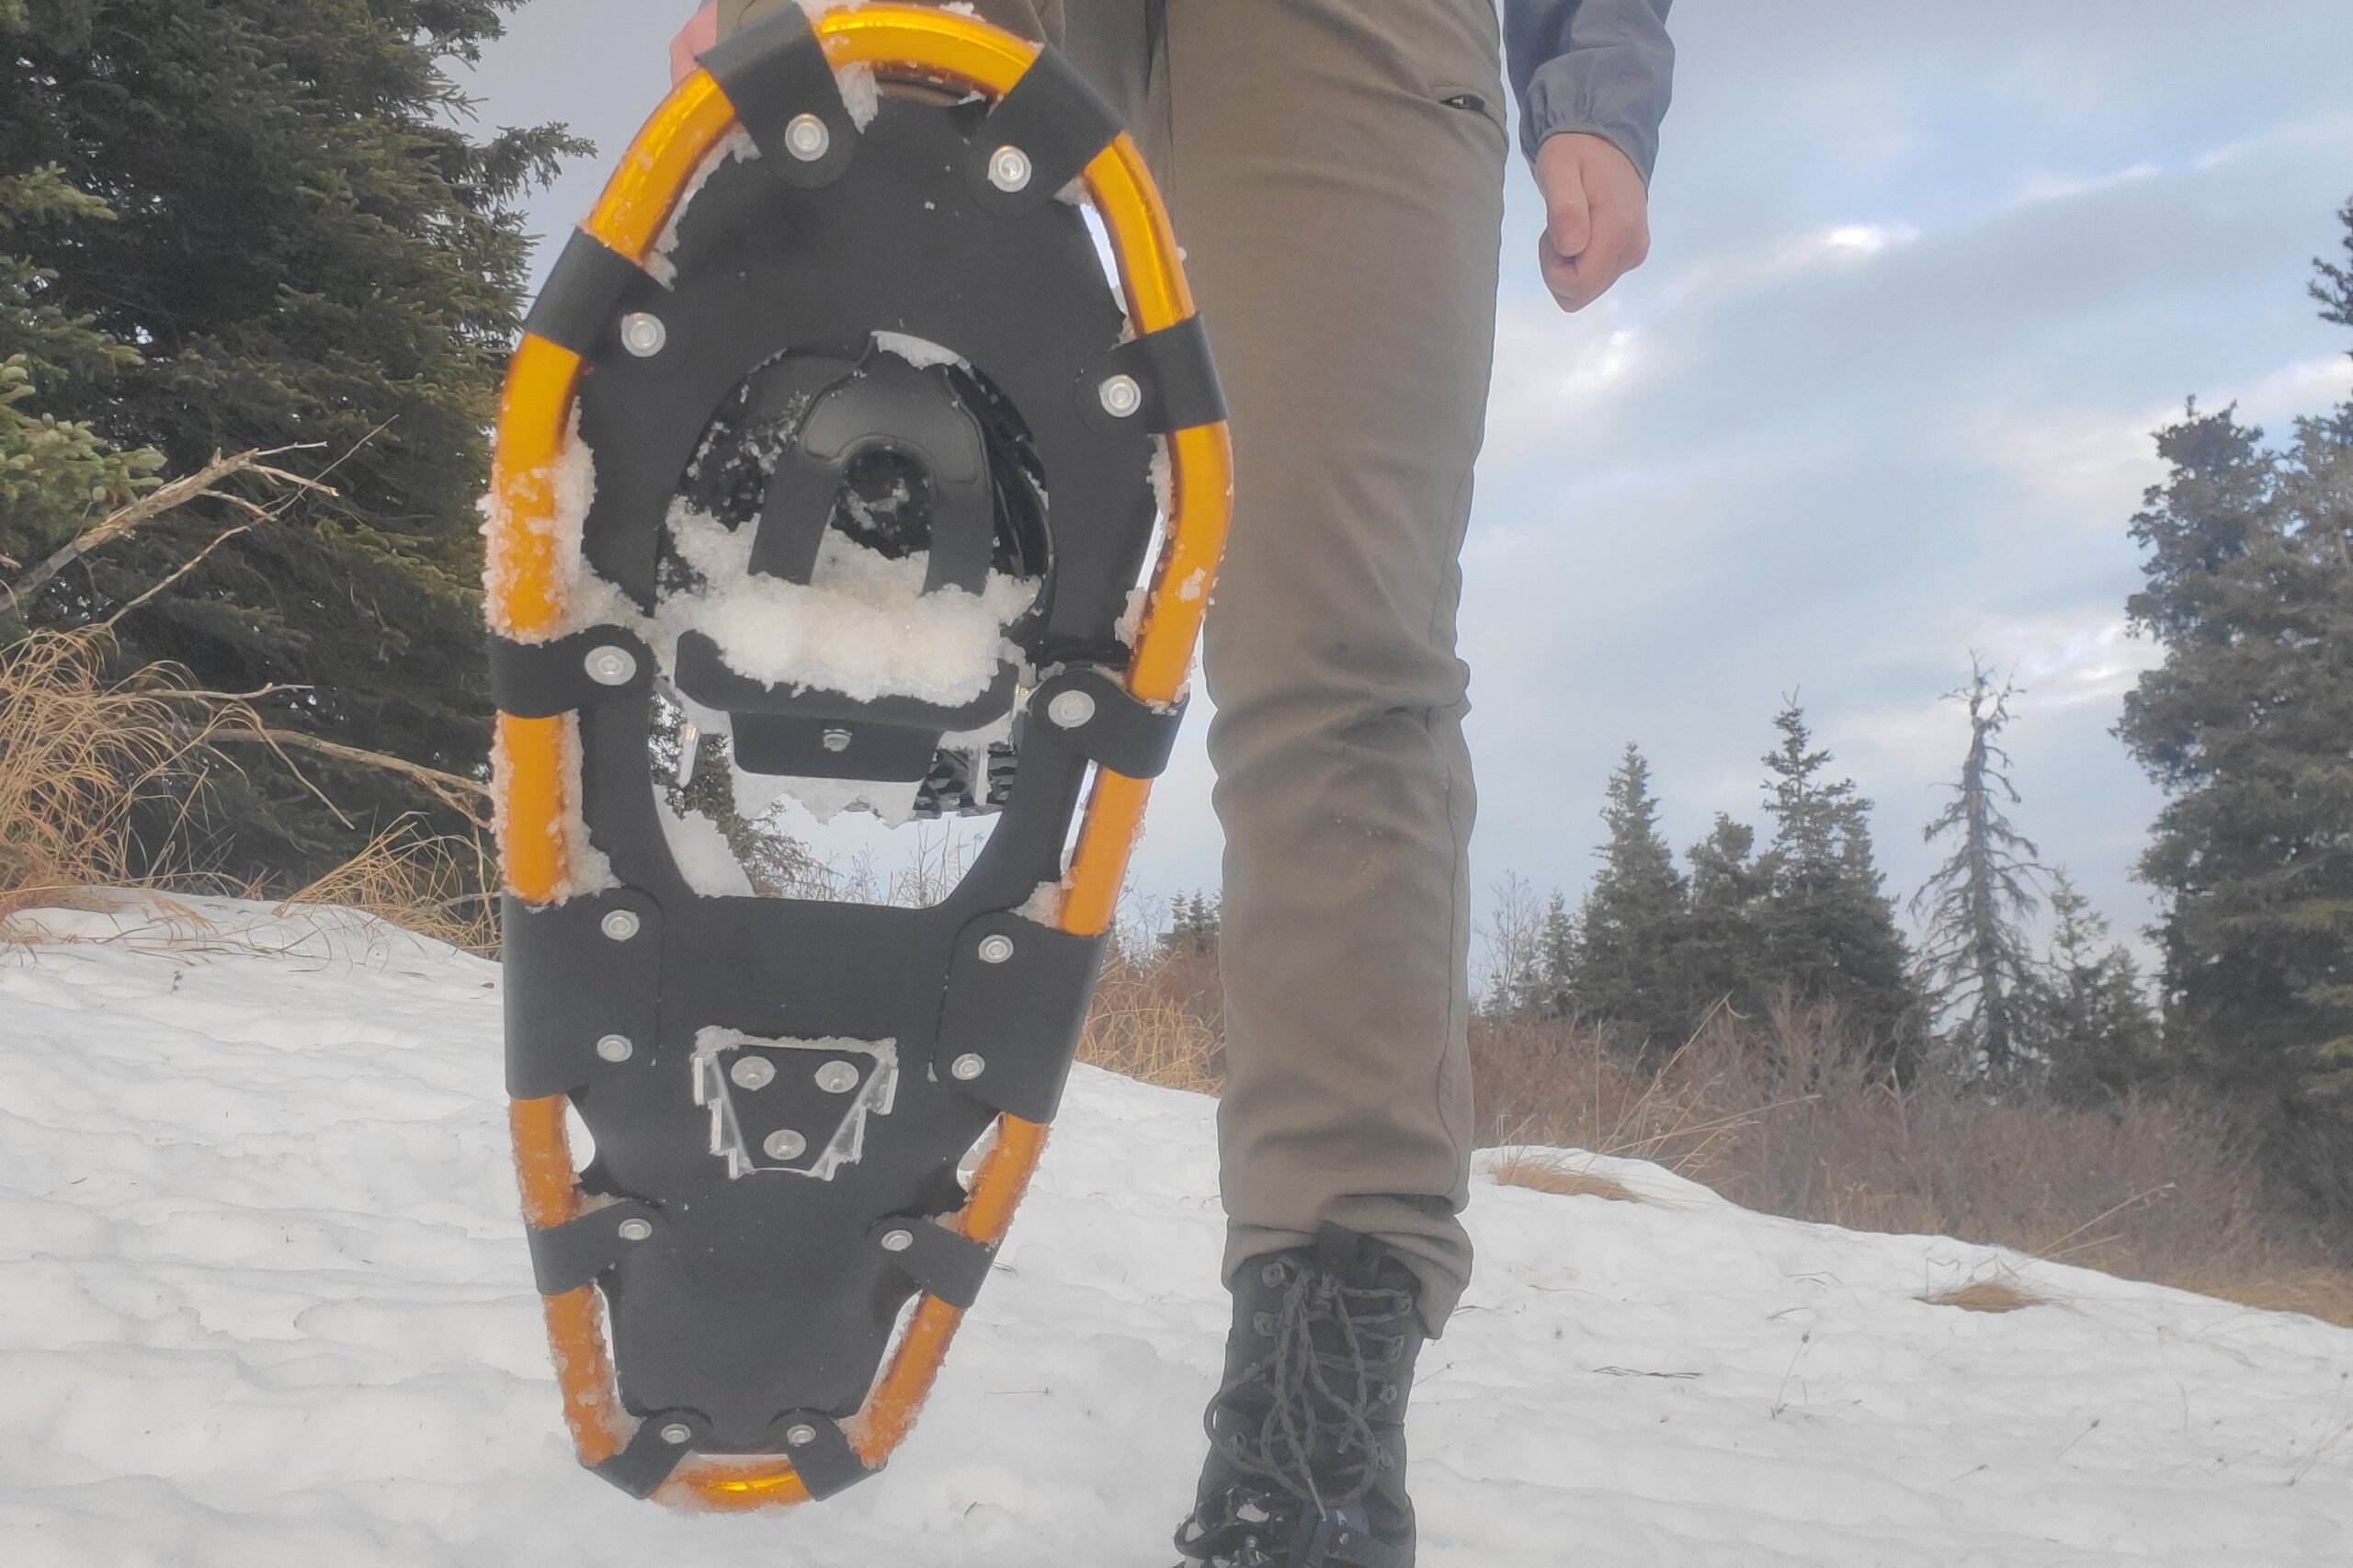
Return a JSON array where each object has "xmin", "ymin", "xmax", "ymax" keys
[{"xmin": 4, "ymin": 896, "xmax": 2350, "ymax": 1566}]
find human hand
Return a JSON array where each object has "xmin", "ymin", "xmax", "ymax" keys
[
  {"xmin": 671, "ymin": 2, "xmax": 719, "ymax": 85},
  {"xmin": 1533, "ymin": 132, "xmax": 1652, "ymax": 312}
]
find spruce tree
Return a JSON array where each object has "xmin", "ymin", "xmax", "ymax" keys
[
  {"xmin": 1532, "ymin": 891, "xmax": 1576, "ymax": 1022},
  {"xmin": 1682, "ymin": 812, "xmax": 1769, "ymax": 1026},
  {"xmin": 1161, "ymin": 889, "xmax": 1222, "ymax": 959},
  {"xmin": 1757, "ymin": 699, "xmax": 1921, "ymax": 1061},
  {"xmin": 2116, "ymin": 282, "xmax": 2353, "ymax": 1220},
  {"xmin": 0, "ymin": 164, "xmax": 158, "ymax": 592},
  {"xmin": 2037, "ymin": 872, "xmax": 2163, "ymax": 1108},
  {"xmin": 2, "ymin": 1, "xmax": 585, "ymax": 879},
  {"xmin": 1911, "ymin": 663, "xmax": 2044, "ymax": 1086},
  {"xmin": 1569, "ymin": 744, "xmax": 1689, "ymax": 1059}
]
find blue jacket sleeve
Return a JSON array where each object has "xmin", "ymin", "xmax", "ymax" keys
[{"xmin": 1505, "ymin": 0, "xmax": 1676, "ymax": 184}]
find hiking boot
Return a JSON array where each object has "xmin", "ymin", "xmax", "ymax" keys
[{"xmin": 1171, "ymin": 1224, "xmax": 1427, "ymax": 1568}]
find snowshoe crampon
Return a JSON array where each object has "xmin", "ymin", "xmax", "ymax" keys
[{"xmin": 483, "ymin": 4, "xmax": 1229, "ymax": 1510}]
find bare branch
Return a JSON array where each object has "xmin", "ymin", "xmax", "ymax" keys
[
  {"xmin": 5, "ymin": 445, "xmax": 333, "ymax": 605},
  {"xmin": 205, "ymin": 724, "xmax": 493, "ymax": 827},
  {"xmin": 97, "ymin": 526, "xmax": 252, "ymax": 630}
]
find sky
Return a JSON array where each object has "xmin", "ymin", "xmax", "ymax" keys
[{"xmin": 462, "ymin": 1, "xmax": 2353, "ymax": 964}]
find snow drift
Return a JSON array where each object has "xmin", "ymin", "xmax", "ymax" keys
[{"xmin": 3, "ymin": 895, "xmax": 2349, "ymax": 1566}]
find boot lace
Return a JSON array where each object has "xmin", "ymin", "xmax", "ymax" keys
[{"xmin": 1207, "ymin": 1255, "xmax": 1414, "ymax": 1517}]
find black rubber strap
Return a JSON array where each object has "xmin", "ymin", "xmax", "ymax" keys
[
  {"xmin": 701, "ymin": 6, "xmax": 858, "ymax": 187},
  {"xmin": 871, "ymin": 1219, "xmax": 995, "ymax": 1311},
  {"xmin": 527, "ymin": 1199, "xmax": 663, "ymax": 1296},
  {"xmin": 1029, "ymin": 668, "xmax": 1188, "ymax": 779},
  {"xmin": 501, "ymin": 890, "xmax": 664, "ymax": 1101},
  {"xmin": 972, "ymin": 43, "xmax": 1122, "ymax": 205},
  {"xmin": 1089, "ymin": 316, "xmax": 1227, "ymax": 434},
  {"xmin": 594, "ymin": 1410, "xmax": 707, "ymax": 1499},
  {"xmin": 770, "ymin": 1413, "xmax": 874, "ymax": 1499},
  {"xmin": 488, "ymin": 629, "xmax": 655, "ymax": 720},
  {"xmin": 523, "ymin": 229, "xmax": 648, "ymax": 357},
  {"xmin": 936, "ymin": 915, "xmax": 1108, "ymax": 1122}
]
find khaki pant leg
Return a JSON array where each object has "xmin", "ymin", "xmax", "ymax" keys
[
  {"xmin": 1157, "ymin": 1, "xmax": 1507, "ymax": 1332},
  {"xmin": 712, "ymin": 0, "xmax": 1507, "ymax": 1329}
]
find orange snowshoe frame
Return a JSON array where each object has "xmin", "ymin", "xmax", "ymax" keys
[{"xmin": 484, "ymin": 5, "xmax": 1229, "ymax": 1511}]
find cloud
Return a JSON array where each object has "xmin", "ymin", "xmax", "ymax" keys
[{"xmin": 461, "ymin": 1, "xmax": 2353, "ymax": 961}]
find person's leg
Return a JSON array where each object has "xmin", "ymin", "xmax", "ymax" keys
[
  {"xmin": 1155, "ymin": 0, "xmax": 1508, "ymax": 1333},
  {"xmin": 716, "ymin": 0, "xmax": 1507, "ymax": 1331}
]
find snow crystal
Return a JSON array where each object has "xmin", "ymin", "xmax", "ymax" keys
[
  {"xmin": 737, "ymin": 769, "xmax": 923, "ymax": 828},
  {"xmin": 1114, "ymin": 585, "xmax": 1149, "ymax": 649},
  {"xmin": 835, "ymin": 62, "xmax": 881, "ymax": 131},
  {"xmin": 1015, "ymin": 880, "xmax": 1066, "ymax": 926},
  {"xmin": 871, "ymin": 330, "xmax": 970, "ymax": 371},
  {"xmin": 1147, "ymin": 437, "xmax": 1172, "ymax": 519},
  {"xmin": 653, "ymin": 798, "xmax": 755, "ymax": 898},
  {"xmin": 648, "ymin": 129, "xmax": 761, "ymax": 288},
  {"xmin": 478, "ymin": 411, "xmax": 606, "ymax": 644},
  {"xmin": 662, "ymin": 502, "xmax": 1035, "ymax": 707},
  {"xmin": 556, "ymin": 716, "xmax": 620, "ymax": 899}
]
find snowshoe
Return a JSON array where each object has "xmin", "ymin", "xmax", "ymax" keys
[{"xmin": 483, "ymin": 3, "xmax": 1229, "ymax": 1509}]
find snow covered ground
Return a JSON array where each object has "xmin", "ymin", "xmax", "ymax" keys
[{"xmin": 4, "ymin": 894, "xmax": 2350, "ymax": 1566}]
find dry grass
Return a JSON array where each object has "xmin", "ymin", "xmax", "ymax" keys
[
  {"xmin": 1076, "ymin": 943, "xmax": 2353, "ymax": 1329},
  {"xmin": 1491, "ymin": 1150, "xmax": 1646, "ymax": 1203},
  {"xmin": 1922, "ymin": 1278, "xmax": 2045, "ymax": 1313},
  {"xmin": 0, "ymin": 631, "xmax": 229, "ymax": 918},
  {"xmin": 1076, "ymin": 949, "xmax": 1222, "ymax": 1093},
  {"xmin": 273, "ymin": 820, "xmax": 501, "ymax": 956},
  {"xmin": 0, "ymin": 627, "xmax": 500, "ymax": 954}
]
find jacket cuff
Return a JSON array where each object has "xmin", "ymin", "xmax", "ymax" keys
[{"xmin": 1519, "ymin": 56, "xmax": 1664, "ymax": 184}]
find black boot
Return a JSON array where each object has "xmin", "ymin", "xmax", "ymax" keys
[{"xmin": 1171, "ymin": 1224, "xmax": 1427, "ymax": 1568}]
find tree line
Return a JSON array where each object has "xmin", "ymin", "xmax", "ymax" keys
[
  {"xmin": 1488, "ymin": 198, "xmax": 2353, "ymax": 1229},
  {"xmin": 2, "ymin": 0, "xmax": 581, "ymax": 878}
]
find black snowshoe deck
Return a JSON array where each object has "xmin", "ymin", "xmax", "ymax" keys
[{"xmin": 484, "ymin": 4, "xmax": 1228, "ymax": 1508}]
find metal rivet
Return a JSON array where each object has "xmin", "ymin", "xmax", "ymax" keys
[
  {"xmin": 585, "ymin": 644, "xmax": 638, "ymax": 687},
  {"xmin": 950, "ymin": 1052, "xmax": 986, "ymax": 1082},
  {"xmin": 1047, "ymin": 689, "xmax": 1096, "ymax": 730},
  {"xmin": 1098, "ymin": 373, "xmax": 1142, "ymax": 418},
  {"xmin": 784, "ymin": 1423, "xmax": 819, "ymax": 1447},
  {"xmin": 987, "ymin": 144, "xmax": 1032, "ymax": 193},
  {"xmin": 659, "ymin": 1421, "xmax": 693, "ymax": 1445},
  {"xmin": 764, "ymin": 1128, "xmax": 808, "ymax": 1161},
  {"xmin": 600, "ymin": 909, "xmax": 641, "ymax": 942},
  {"xmin": 731, "ymin": 1056, "xmax": 777, "ymax": 1091},
  {"xmin": 620, "ymin": 312, "xmax": 667, "ymax": 358},
  {"xmin": 880, "ymin": 1228, "xmax": 915, "ymax": 1254},
  {"xmin": 619, "ymin": 1217, "xmax": 654, "ymax": 1242},
  {"xmin": 784, "ymin": 112, "xmax": 830, "ymax": 162},
  {"xmin": 977, "ymin": 934, "xmax": 1016, "ymax": 965},
  {"xmin": 597, "ymin": 1033, "xmax": 633, "ymax": 1063},
  {"xmin": 814, "ymin": 1060, "xmax": 860, "ymax": 1094},
  {"xmin": 822, "ymin": 727, "xmax": 853, "ymax": 753}
]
